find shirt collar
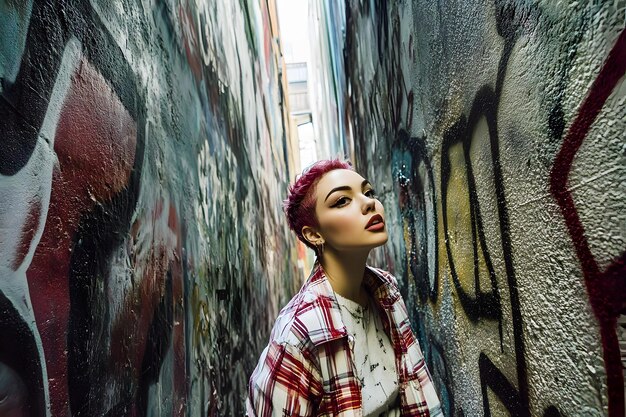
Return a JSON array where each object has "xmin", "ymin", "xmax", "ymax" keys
[{"xmin": 298, "ymin": 260, "xmax": 401, "ymax": 346}]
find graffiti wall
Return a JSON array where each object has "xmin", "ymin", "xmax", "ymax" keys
[
  {"xmin": 0, "ymin": 0, "xmax": 301, "ymax": 415},
  {"xmin": 343, "ymin": 1, "xmax": 625, "ymax": 416}
]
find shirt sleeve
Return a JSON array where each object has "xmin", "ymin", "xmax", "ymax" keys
[
  {"xmin": 395, "ymin": 293, "xmax": 443, "ymax": 417},
  {"xmin": 247, "ymin": 341, "xmax": 323, "ymax": 417}
]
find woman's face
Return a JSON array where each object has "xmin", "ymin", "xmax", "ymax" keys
[{"xmin": 310, "ymin": 169, "xmax": 388, "ymax": 252}]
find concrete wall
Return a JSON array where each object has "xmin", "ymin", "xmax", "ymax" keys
[
  {"xmin": 0, "ymin": 1, "xmax": 300, "ymax": 415},
  {"xmin": 343, "ymin": 1, "xmax": 625, "ymax": 416}
]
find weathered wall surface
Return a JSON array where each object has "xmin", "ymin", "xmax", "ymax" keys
[
  {"xmin": 344, "ymin": 1, "xmax": 625, "ymax": 416},
  {"xmin": 0, "ymin": 0, "xmax": 300, "ymax": 415}
]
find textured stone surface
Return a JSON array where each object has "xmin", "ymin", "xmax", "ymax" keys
[
  {"xmin": 343, "ymin": 1, "xmax": 625, "ymax": 416},
  {"xmin": 0, "ymin": 1, "xmax": 298, "ymax": 415}
]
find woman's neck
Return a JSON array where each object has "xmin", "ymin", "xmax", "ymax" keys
[{"xmin": 320, "ymin": 249, "xmax": 370, "ymax": 307}]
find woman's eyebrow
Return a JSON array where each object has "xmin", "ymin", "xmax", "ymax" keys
[
  {"xmin": 324, "ymin": 186, "xmax": 350, "ymax": 202},
  {"xmin": 324, "ymin": 179, "xmax": 371, "ymax": 202}
]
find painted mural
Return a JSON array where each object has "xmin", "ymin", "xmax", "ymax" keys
[
  {"xmin": 343, "ymin": 1, "xmax": 625, "ymax": 416},
  {"xmin": 0, "ymin": 0, "xmax": 300, "ymax": 415}
]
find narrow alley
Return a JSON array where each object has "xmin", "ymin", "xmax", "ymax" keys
[{"xmin": 0, "ymin": 1, "xmax": 624, "ymax": 416}]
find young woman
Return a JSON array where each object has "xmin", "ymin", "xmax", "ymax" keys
[{"xmin": 247, "ymin": 159, "xmax": 442, "ymax": 417}]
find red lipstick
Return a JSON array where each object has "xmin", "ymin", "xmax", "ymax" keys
[{"xmin": 365, "ymin": 214, "xmax": 385, "ymax": 231}]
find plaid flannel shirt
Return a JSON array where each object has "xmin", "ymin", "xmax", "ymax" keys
[{"xmin": 247, "ymin": 261, "xmax": 442, "ymax": 417}]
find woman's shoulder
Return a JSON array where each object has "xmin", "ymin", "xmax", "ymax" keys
[
  {"xmin": 267, "ymin": 273, "xmax": 343, "ymax": 350},
  {"xmin": 267, "ymin": 283, "xmax": 325, "ymax": 346}
]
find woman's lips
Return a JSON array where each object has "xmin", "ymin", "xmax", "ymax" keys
[
  {"xmin": 366, "ymin": 222, "xmax": 385, "ymax": 231},
  {"xmin": 365, "ymin": 214, "xmax": 385, "ymax": 231}
]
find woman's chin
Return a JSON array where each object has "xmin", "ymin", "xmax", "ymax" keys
[
  {"xmin": 364, "ymin": 234, "xmax": 390, "ymax": 250},
  {"xmin": 372, "ymin": 232, "xmax": 389, "ymax": 247}
]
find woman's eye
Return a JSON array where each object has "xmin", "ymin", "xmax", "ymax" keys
[
  {"xmin": 333, "ymin": 197, "xmax": 350, "ymax": 207},
  {"xmin": 365, "ymin": 189, "xmax": 376, "ymax": 197}
]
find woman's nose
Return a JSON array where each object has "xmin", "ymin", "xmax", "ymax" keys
[{"xmin": 362, "ymin": 194, "xmax": 376, "ymax": 213}]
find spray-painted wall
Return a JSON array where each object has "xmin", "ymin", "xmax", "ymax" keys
[
  {"xmin": 343, "ymin": 1, "xmax": 625, "ymax": 416},
  {"xmin": 0, "ymin": 0, "xmax": 300, "ymax": 415}
]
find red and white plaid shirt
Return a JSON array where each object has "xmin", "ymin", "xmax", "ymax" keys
[{"xmin": 247, "ymin": 261, "xmax": 442, "ymax": 416}]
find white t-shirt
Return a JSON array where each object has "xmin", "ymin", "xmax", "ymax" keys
[{"xmin": 334, "ymin": 292, "xmax": 402, "ymax": 417}]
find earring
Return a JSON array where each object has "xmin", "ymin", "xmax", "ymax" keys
[{"xmin": 315, "ymin": 241, "xmax": 324, "ymax": 257}]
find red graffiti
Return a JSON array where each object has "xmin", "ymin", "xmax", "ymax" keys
[
  {"xmin": 549, "ymin": 29, "xmax": 626, "ymax": 417},
  {"xmin": 168, "ymin": 206, "xmax": 187, "ymax": 417},
  {"xmin": 109, "ymin": 200, "xmax": 187, "ymax": 416},
  {"xmin": 179, "ymin": 4, "xmax": 203, "ymax": 81},
  {"xmin": 26, "ymin": 56, "xmax": 137, "ymax": 416}
]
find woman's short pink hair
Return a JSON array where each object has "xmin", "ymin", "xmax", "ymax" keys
[{"xmin": 284, "ymin": 159, "xmax": 353, "ymax": 249}]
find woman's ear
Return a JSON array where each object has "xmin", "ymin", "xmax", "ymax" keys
[{"xmin": 301, "ymin": 225, "xmax": 323, "ymax": 246}]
